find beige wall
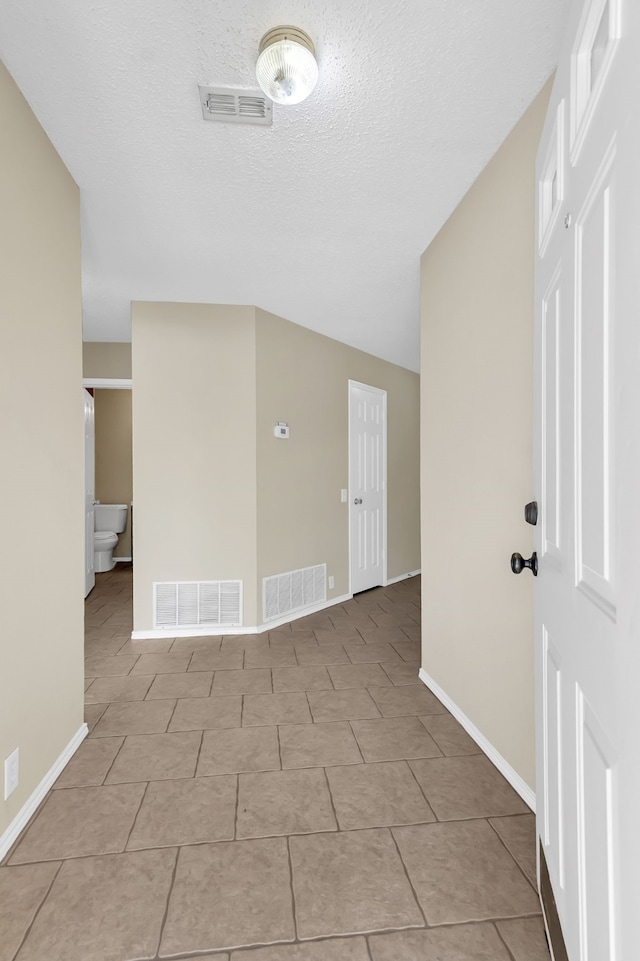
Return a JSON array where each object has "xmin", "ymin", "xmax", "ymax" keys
[
  {"xmin": 94, "ymin": 389, "xmax": 133, "ymax": 557},
  {"xmin": 131, "ymin": 303, "xmax": 419, "ymax": 632},
  {"xmin": 0, "ymin": 61, "xmax": 83, "ymax": 839},
  {"xmin": 132, "ymin": 303, "xmax": 258, "ymax": 629},
  {"xmin": 420, "ymin": 79, "xmax": 552, "ymax": 791},
  {"xmin": 256, "ymin": 309, "xmax": 420, "ymax": 603},
  {"xmin": 83, "ymin": 342, "xmax": 132, "ymax": 379}
]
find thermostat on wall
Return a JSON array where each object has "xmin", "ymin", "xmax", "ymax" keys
[{"xmin": 274, "ymin": 422, "xmax": 290, "ymax": 439}]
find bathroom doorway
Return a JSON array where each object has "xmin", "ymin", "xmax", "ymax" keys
[{"xmin": 82, "ymin": 377, "xmax": 133, "ymax": 592}]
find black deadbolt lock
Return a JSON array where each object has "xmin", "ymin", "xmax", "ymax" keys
[{"xmin": 524, "ymin": 501, "xmax": 538, "ymax": 526}]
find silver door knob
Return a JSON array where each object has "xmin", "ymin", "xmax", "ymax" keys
[{"xmin": 354, "ymin": 498, "xmax": 362, "ymax": 505}]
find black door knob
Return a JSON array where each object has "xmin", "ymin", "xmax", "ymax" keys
[{"xmin": 511, "ymin": 551, "xmax": 538, "ymax": 576}]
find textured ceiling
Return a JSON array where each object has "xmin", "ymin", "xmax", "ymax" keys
[{"xmin": 0, "ymin": 1, "xmax": 569, "ymax": 371}]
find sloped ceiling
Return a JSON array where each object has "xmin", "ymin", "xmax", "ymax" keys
[{"xmin": 0, "ymin": 1, "xmax": 569, "ymax": 370}]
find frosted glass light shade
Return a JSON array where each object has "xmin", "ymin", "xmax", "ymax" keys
[{"xmin": 256, "ymin": 26, "xmax": 318, "ymax": 105}]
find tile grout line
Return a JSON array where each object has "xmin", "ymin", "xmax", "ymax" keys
[
  {"xmin": 10, "ymin": 857, "xmax": 65, "ymax": 958},
  {"xmin": 492, "ymin": 920, "xmax": 521, "ymax": 961},
  {"xmin": 123, "ymin": 780, "xmax": 151, "ymax": 849},
  {"xmin": 486, "ymin": 817, "xmax": 540, "ymax": 894},
  {"xmin": 155, "ymin": 845, "xmax": 181, "ymax": 957},
  {"xmin": 285, "ymin": 835, "xmax": 300, "ymax": 941},
  {"xmin": 192, "ymin": 729, "xmax": 206, "ymax": 778},
  {"xmin": 233, "ymin": 774, "xmax": 240, "ymax": 840},
  {"xmin": 321, "ymin": 766, "xmax": 341, "ymax": 832},
  {"xmin": 101, "ymin": 735, "xmax": 128, "ymax": 784},
  {"xmin": 404, "ymin": 759, "xmax": 440, "ymax": 822},
  {"xmin": 387, "ymin": 826, "xmax": 429, "ymax": 929}
]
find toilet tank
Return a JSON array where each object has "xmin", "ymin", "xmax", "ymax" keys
[{"xmin": 94, "ymin": 504, "xmax": 128, "ymax": 533}]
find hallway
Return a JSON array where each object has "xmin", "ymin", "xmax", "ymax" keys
[{"xmin": 2, "ymin": 568, "xmax": 549, "ymax": 960}]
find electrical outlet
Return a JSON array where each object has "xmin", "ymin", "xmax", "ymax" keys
[
  {"xmin": 328, "ymin": 575, "xmax": 335, "ymax": 589},
  {"xmin": 4, "ymin": 748, "xmax": 19, "ymax": 800}
]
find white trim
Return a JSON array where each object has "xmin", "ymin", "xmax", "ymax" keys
[
  {"xmin": 82, "ymin": 378, "xmax": 132, "ymax": 389},
  {"xmin": 384, "ymin": 569, "xmax": 421, "ymax": 586},
  {"xmin": 131, "ymin": 592, "xmax": 353, "ymax": 639},
  {"xmin": 0, "ymin": 723, "xmax": 88, "ymax": 861},
  {"xmin": 418, "ymin": 668, "xmax": 536, "ymax": 811},
  {"xmin": 348, "ymin": 380, "xmax": 388, "ymax": 594},
  {"xmin": 114, "ymin": 556, "xmax": 132, "ymax": 563}
]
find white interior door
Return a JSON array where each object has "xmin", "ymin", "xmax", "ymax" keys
[
  {"xmin": 84, "ymin": 389, "xmax": 95, "ymax": 598},
  {"xmin": 534, "ymin": 2, "xmax": 640, "ymax": 958},
  {"xmin": 349, "ymin": 381, "xmax": 386, "ymax": 594}
]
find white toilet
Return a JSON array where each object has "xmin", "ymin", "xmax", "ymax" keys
[{"xmin": 94, "ymin": 504, "xmax": 128, "ymax": 572}]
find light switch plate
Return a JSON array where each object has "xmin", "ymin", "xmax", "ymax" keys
[
  {"xmin": 328, "ymin": 576, "xmax": 335, "ymax": 589},
  {"xmin": 341, "ymin": 489, "xmax": 347, "ymax": 502}
]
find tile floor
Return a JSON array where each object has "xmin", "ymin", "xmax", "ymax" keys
[{"xmin": 1, "ymin": 566, "xmax": 551, "ymax": 961}]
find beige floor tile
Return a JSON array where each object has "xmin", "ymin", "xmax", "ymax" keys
[
  {"xmin": 357, "ymin": 626, "xmax": 412, "ymax": 644},
  {"xmin": 244, "ymin": 648, "xmax": 298, "ymax": 669},
  {"xmin": 295, "ymin": 645, "xmax": 351, "ymax": 666},
  {"xmin": 315, "ymin": 627, "xmax": 363, "ymax": 643},
  {"xmin": 90, "ymin": 698, "xmax": 175, "ymax": 737},
  {"xmin": 367, "ymin": 685, "xmax": 446, "ymax": 717},
  {"xmin": 237, "ymin": 768, "xmax": 336, "ymax": 838},
  {"xmin": 116, "ymin": 638, "xmax": 174, "ymax": 655},
  {"xmin": 0, "ymin": 862, "xmax": 59, "ymax": 961},
  {"xmin": 130, "ymin": 651, "xmax": 191, "ymax": 674},
  {"xmin": 16, "ymin": 848, "xmax": 176, "ymax": 961},
  {"xmin": 85, "ymin": 673, "xmax": 155, "ymax": 703},
  {"xmin": 85, "ymin": 635, "xmax": 128, "ymax": 656},
  {"xmin": 390, "ymin": 640, "xmax": 420, "ymax": 662},
  {"xmin": 197, "ymin": 726, "xmax": 280, "ymax": 775},
  {"xmin": 145, "ymin": 670, "xmax": 213, "ymax": 699},
  {"xmin": 188, "ymin": 649, "xmax": 245, "ymax": 672},
  {"xmin": 327, "ymin": 612, "xmax": 377, "ymax": 629},
  {"xmin": 232, "ymin": 938, "xmax": 369, "ymax": 960},
  {"xmin": 345, "ymin": 642, "xmax": 403, "ymax": 664},
  {"xmin": 368, "ymin": 613, "xmax": 417, "ymax": 629},
  {"xmin": 290, "ymin": 828, "xmax": 423, "ymax": 939},
  {"xmin": 489, "ymin": 814, "xmax": 537, "ymax": 887},
  {"xmin": 84, "ymin": 702, "xmax": 109, "ymax": 733},
  {"xmin": 327, "ymin": 664, "xmax": 393, "ymax": 689},
  {"xmin": 291, "ymin": 614, "xmax": 334, "ymax": 631},
  {"xmin": 52, "ymin": 737, "xmax": 124, "ymax": 788},
  {"xmin": 369, "ymin": 922, "xmax": 513, "ymax": 960},
  {"xmin": 168, "ymin": 695, "xmax": 242, "ymax": 731},
  {"xmin": 410, "ymin": 755, "xmax": 529, "ymax": 820},
  {"xmin": 351, "ymin": 716, "xmax": 442, "ymax": 762},
  {"xmin": 326, "ymin": 760, "xmax": 435, "ymax": 830},
  {"xmin": 84, "ymin": 678, "xmax": 94, "ymax": 692},
  {"xmin": 272, "ymin": 666, "xmax": 333, "ymax": 693},
  {"xmin": 419, "ymin": 713, "xmax": 482, "ymax": 755},
  {"xmin": 211, "ymin": 668, "xmax": 272, "ymax": 695},
  {"xmin": 306, "ymin": 689, "xmax": 380, "ymax": 722},
  {"xmin": 221, "ymin": 634, "xmax": 270, "ymax": 651},
  {"xmin": 279, "ymin": 722, "xmax": 363, "ymax": 769},
  {"xmin": 170, "ymin": 635, "xmax": 222, "ymax": 654},
  {"xmin": 392, "ymin": 820, "xmax": 541, "ymax": 924},
  {"xmin": 9, "ymin": 784, "xmax": 145, "ymax": 863},
  {"xmin": 106, "ymin": 731, "xmax": 201, "ymax": 783},
  {"xmin": 496, "ymin": 918, "xmax": 551, "ymax": 961},
  {"xmin": 127, "ymin": 775, "xmax": 236, "ymax": 849},
  {"xmin": 84, "ymin": 653, "xmax": 137, "ymax": 677},
  {"xmin": 160, "ymin": 839, "xmax": 295, "ymax": 954},
  {"xmin": 243, "ymin": 692, "xmax": 312, "ymax": 726},
  {"xmin": 379, "ymin": 662, "xmax": 421, "ymax": 686}
]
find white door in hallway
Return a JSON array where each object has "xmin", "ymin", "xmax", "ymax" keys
[
  {"xmin": 534, "ymin": 1, "xmax": 640, "ymax": 958},
  {"xmin": 349, "ymin": 381, "xmax": 386, "ymax": 594},
  {"xmin": 84, "ymin": 389, "xmax": 95, "ymax": 598}
]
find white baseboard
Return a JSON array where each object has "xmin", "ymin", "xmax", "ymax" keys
[
  {"xmin": 0, "ymin": 723, "xmax": 88, "ymax": 861},
  {"xmin": 384, "ymin": 569, "xmax": 421, "ymax": 586},
  {"xmin": 418, "ymin": 668, "xmax": 536, "ymax": 812},
  {"xmin": 131, "ymin": 592, "xmax": 354, "ymax": 640},
  {"xmin": 114, "ymin": 557, "xmax": 132, "ymax": 563}
]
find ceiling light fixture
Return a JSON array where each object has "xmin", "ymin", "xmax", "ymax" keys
[{"xmin": 256, "ymin": 26, "xmax": 318, "ymax": 106}]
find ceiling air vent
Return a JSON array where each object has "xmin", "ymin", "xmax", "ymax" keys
[{"xmin": 198, "ymin": 85, "xmax": 273, "ymax": 126}]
